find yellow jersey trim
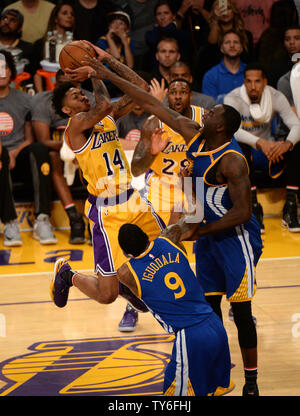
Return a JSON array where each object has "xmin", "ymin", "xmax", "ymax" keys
[
  {"xmin": 135, "ymin": 241, "xmax": 154, "ymax": 259},
  {"xmin": 203, "ymin": 149, "xmax": 249, "ymax": 187},
  {"xmin": 187, "ymin": 131, "xmax": 203, "ymax": 149},
  {"xmin": 158, "ymin": 236, "xmax": 189, "ymax": 260},
  {"xmin": 127, "ymin": 262, "xmax": 142, "ymax": 299}
]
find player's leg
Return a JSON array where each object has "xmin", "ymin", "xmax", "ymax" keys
[
  {"xmin": 204, "ymin": 295, "xmax": 223, "ymax": 322},
  {"xmin": 49, "ymin": 150, "xmax": 85, "ymax": 243},
  {"xmin": 230, "ymin": 300, "xmax": 258, "ymax": 396},
  {"xmin": 118, "ymin": 190, "xmax": 165, "ymax": 331}
]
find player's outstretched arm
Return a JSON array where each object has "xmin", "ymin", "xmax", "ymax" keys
[{"xmin": 84, "ymin": 58, "xmax": 200, "ymax": 144}]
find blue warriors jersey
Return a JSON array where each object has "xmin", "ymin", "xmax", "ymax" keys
[
  {"xmin": 187, "ymin": 135, "xmax": 254, "ymax": 225},
  {"xmin": 127, "ymin": 237, "xmax": 213, "ymax": 333},
  {"xmin": 186, "ymin": 135, "xmax": 263, "ymax": 302}
]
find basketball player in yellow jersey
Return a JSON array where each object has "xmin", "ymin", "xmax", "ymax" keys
[
  {"xmin": 50, "ymin": 45, "xmax": 164, "ymax": 314},
  {"xmin": 132, "ymin": 78, "xmax": 204, "ymax": 225}
]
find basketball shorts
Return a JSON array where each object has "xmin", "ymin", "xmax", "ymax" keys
[
  {"xmin": 252, "ymin": 148, "xmax": 285, "ymax": 179},
  {"xmin": 163, "ymin": 313, "xmax": 231, "ymax": 396},
  {"xmin": 195, "ymin": 219, "xmax": 263, "ymax": 302},
  {"xmin": 85, "ymin": 188, "xmax": 165, "ymax": 276}
]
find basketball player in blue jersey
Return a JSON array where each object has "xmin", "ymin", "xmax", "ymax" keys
[
  {"xmin": 50, "ymin": 46, "xmax": 165, "ymax": 322},
  {"xmin": 117, "ymin": 222, "xmax": 232, "ymax": 396},
  {"xmin": 80, "ymin": 56, "xmax": 263, "ymax": 396}
]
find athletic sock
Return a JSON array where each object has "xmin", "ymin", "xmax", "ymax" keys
[{"xmin": 244, "ymin": 367, "xmax": 258, "ymax": 390}]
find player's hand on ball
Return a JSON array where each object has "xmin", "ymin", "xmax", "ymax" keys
[
  {"xmin": 65, "ymin": 66, "xmax": 95, "ymax": 82},
  {"xmin": 82, "ymin": 57, "xmax": 110, "ymax": 80},
  {"xmin": 80, "ymin": 40, "xmax": 109, "ymax": 61}
]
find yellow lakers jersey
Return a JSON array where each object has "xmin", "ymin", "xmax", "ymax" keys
[
  {"xmin": 65, "ymin": 115, "xmax": 132, "ymax": 197},
  {"xmin": 150, "ymin": 105, "xmax": 204, "ymax": 179}
]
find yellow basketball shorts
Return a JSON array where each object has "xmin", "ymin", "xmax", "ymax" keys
[{"xmin": 85, "ymin": 189, "xmax": 165, "ymax": 275}]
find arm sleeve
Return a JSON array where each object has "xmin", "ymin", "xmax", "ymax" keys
[{"xmin": 274, "ymin": 91, "xmax": 300, "ymax": 145}]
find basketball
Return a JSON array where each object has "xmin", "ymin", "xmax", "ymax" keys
[{"xmin": 59, "ymin": 40, "xmax": 97, "ymax": 72}]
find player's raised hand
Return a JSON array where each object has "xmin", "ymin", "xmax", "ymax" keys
[
  {"xmin": 150, "ymin": 127, "xmax": 170, "ymax": 155},
  {"xmin": 64, "ymin": 65, "xmax": 95, "ymax": 82},
  {"xmin": 80, "ymin": 40, "xmax": 109, "ymax": 61},
  {"xmin": 149, "ymin": 78, "xmax": 167, "ymax": 102},
  {"xmin": 82, "ymin": 57, "xmax": 111, "ymax": 80}
]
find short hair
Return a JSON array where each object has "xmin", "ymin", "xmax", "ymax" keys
[
  {"xmin": 168, "ymin": 77, "xmax": 192, "ymax": 91},
  {"xmin": 52, "ymin": 81, "xmax": 75, "ymax": 118},
  {"xmin": 157, "ymin": 37, "xmax": 179, "ymax": 51},
  {"xmin": 155, "ymin": 0, "xmax": 176, "ymax": 15},
  {"xmin": 244, "ymin": 62, "xmax": 267, "ymax": 78},
  {"xmin": 118, "ymin": 224, "xmax": 149, "ymax": 257},
  {"xmin": 0, "ymin": 49, "xmax": 16, "ymax": 80},
  {"xmin": 170, "ymin": 61, "xmax": 191, "ymax": 73},
  {"xmin": 219, "ymin": 29, "xmax": 243, "ymax": 46},
  {"xmin": 222, "ymin": 104, "xmax": 241, "ymax": 136},
  {"xmin": 284, "ymin": 25, "xmax": 300, "ymax": 34}
]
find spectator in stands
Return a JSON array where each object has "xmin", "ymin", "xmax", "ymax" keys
[
  {"xmin": 110, "ymin": 0, "xmax": 158, "ymax": 71},
  {"xmin": 276, "ymin": 28, "xmax": 300, "ymax": 144},
  {"xmin": 277, "ymin": 27, "xmax": 300, "ymax": 109},
  {"xmin": 32, "ymin": 1, "xmax": 75, "ymax": 93},
  {"xmin": 96, "ymin": 11, "xmax": 134, "ymax": 69},
  {"xmin": 0, "ymin": 9, "xmax": 33, "ymax": 76},
  {"xmin": 202, "ymin": 30, "xmax": 246, "ymax": 103},
  {"xmin": 72, "ymin": 0, "xmax": 116, "ymax": 44},
  {"xmin": 96, "ymin": 10, "xmax": 134, "ymax": 98},
  {"xmin": 117, "ymin": 103, "xmax": 150, "ymax": 149},
  {"xmin": 145, "ymin": 0, "xmax": 193, "ymax": 67},
  {"xmin": 116, "ymin": 71, "xmax": 152, "ymax": 149},
  {"xmin": 269, "ymin": 25, "xmax": 300, "ymax": 91},
  {"xmin": 0, "ymin": 49, "xmax": 57, "ymax": 244},
  {"xmin": 0, "ymin": 136, "xmax": 22, "ymax": 246},
  {"xmin": 3, "ymin": 0, "xmax": 55, "ymax": 44},
  {"xmin": 236, "ymin": 0, "xmax": 278, "ymax": 47},
  {"xmin": 150, "ymin": 37, "xmax": 181, "ymax": 86},
  {"xmin": 224, "ymin": 62, "xmax": 300, "ymax": 233},
  {"xmin": 161, "ymin": 60, "xmax": 215, "ymax": 108},
  {"xmin": 256, "ymin": 0, "xmax": 299, "ymax": 87},
  {"xmin": 194, "ymin": 0, "xmax": 253, "ymax": 90},
  {"xmin": 174, "ymin": 0, "xmax": 212, "ymax": 54},
  {"xmin": 31, "ymin": 69, "xmax": 93, "ymax": 244}
]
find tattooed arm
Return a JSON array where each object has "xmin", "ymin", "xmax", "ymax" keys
[
  {"xmin": 66, "ymin": 77, "xmax": 113, "ymax": 151},
  {"xmin": 101, "ymin": 54, "xmax": 149, "ymax": 121}
]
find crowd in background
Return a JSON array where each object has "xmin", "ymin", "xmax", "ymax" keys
[{"xmin": 1, "ymin": 0, "xmax": 300, "ymax": 246}]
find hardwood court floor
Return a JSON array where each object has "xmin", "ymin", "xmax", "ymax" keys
[{"xmin": 0, "ymin": 217, "xmax": 300, "ymax": 396}]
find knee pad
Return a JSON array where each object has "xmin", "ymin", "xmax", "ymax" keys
[{"xmin": 231, "ymin": 301, "xmax": 257, "ymax": 348}]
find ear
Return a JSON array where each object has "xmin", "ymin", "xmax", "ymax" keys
[
  {"xmin": 216, "ymin": 122, "xmax": 225, "ymax": 134},
  {"xmin": 176, "ymin": 52, "xmax": 181, "ymax": 62},
  {"xmin": 62, "ymin": 105, "xmax": 71, "ymax": 117}
]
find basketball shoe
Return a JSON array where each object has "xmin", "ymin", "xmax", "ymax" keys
[
  {"xmin": 118, "ymin": 304, "xmax": 138, "ymax": 332},
  {"xmin": 50, "ymin": 258, "xmax": 73, "ymax": 307}
]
